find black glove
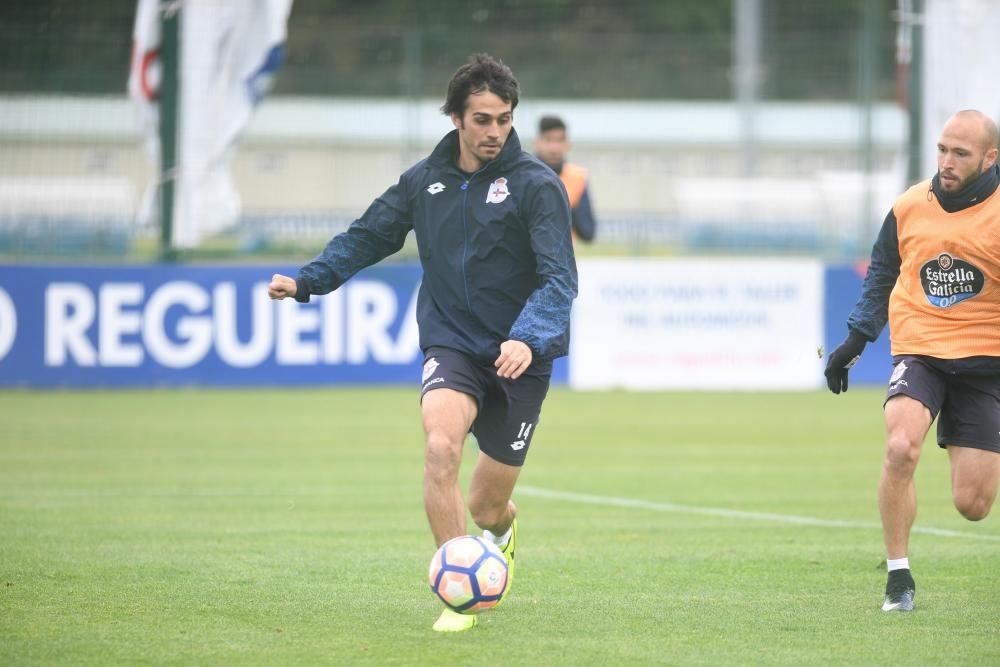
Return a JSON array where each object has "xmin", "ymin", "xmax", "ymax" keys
[{"xmin": 824, "ymin": 330, "xmax": 868, "ymax": 394}]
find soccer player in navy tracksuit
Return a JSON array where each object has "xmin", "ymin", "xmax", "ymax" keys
[{"xmin": 268, "ymin": 53, "xmax": 578, "ymax": 632}]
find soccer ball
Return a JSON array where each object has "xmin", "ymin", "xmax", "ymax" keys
[{"xmin": 428, "ymin": 535, "xmax": 508, "ymax": 614}]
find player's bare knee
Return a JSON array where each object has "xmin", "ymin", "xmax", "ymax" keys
[
  {"xmin": 954, "ymin": 492, "xmax": 993, "ymax": 521},
  {"xmin": 884, "ymin": 433, "xmax": 920, "ymax": 472},
  {"xmin": 468, "ymin": 497, "xmax": 506, "ymax": 533},
  {"xmin": 424, "ymin": 432, "xmax": 462, "ymax": 480},
  {"xmin": 956, "ymin": 502, "xmax": 990, "ymax": 521}
]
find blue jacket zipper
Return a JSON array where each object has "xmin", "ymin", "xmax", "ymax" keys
[{"xmin": 460, "ymin": 164, "xmax": 490, "ymax": 313}]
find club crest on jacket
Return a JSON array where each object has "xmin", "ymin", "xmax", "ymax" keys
[{"xmin": 486, "ymin": 177, "xmax": 510, "ymax": 204}]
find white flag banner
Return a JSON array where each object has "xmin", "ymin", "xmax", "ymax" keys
[
  {"xmin": 126, "ymin": 0, "xmax": 162, "ymax": 230},
  {"xmin": 921, "ymin": 0, "xmax": 1000, "ymax": 177},
  {"xmin": 128, "ymin": 0, "xmax": 293, "ymax": 248}
]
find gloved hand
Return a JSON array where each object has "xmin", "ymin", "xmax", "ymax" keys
[{"xmin": 824, "ymin": 330, "xmax": 868, "ymax": 394}]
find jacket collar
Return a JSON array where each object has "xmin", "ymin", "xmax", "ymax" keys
[
  {"xmin": 428, "ymin": 127, "xmax": 523, "ymax": 175},
  {"xmin": 931, "ymin": 163, "xmax": 1000, "ymax": 213}
]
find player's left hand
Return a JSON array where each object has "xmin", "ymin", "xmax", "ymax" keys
[{"xmin": 495, "ymin": 340, "xmax": 532, "ymax": 380}]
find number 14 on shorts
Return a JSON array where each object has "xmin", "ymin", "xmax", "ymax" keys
[{"xmin": 511, "ymin": 422, "xmax": 533, "ymax": 451}]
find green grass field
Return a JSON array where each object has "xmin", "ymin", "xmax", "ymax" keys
[{"xmin": 2, "ymin": 388, "xmax": 998, "ymax": 666}]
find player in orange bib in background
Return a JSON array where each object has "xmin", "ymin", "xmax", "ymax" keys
[
  {"xmin": 825, "ymin": 110, "xmax": 1000, "ymax": 612},
  {"xmin": 534, "ymin": 115, "xmax": 597, "ymax": 243}
]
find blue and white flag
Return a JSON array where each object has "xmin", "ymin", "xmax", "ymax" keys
[{"xmin": 128, "ymin": 0, "xmax": 293, "ymax": 248}]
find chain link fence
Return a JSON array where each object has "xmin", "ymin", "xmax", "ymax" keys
[{"xmin": 0, "ymin": 0, "xmax": 902, "ymax": 262}]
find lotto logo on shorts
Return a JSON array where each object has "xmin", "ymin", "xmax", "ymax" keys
[{"xmin": 511, "ymin": 422, "xmax": 533, "ymax": 450}]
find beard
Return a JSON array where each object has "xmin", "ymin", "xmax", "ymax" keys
[{"xmin": 940, "ymin": 157, "xmax": 987, "ymax": 193}]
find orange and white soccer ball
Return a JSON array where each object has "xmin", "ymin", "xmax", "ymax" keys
[{"xmin": 428, "ymin": 535, "xmax": 508, "ymax": 614}]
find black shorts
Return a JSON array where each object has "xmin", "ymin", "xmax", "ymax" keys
[
  {"xmin": 885, "ymin": 356, "xmax": 1000, "ymax": 453},
  {"xmin": 420, "ymin": 346, "xmax": 551, "ymax": 466}
]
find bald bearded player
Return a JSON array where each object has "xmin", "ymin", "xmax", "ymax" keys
[{"xmin": 825, "ymin": 109, "xmax": 1000, "ymax": 612}]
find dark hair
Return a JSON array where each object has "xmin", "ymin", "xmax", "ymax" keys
[
  {"xmin": 441, "ymin": 53, "xmax": 519, "ymax": 117},
  {"xmin": 538, "ymin": 115, "xmax": 566, "ymax": 134}
]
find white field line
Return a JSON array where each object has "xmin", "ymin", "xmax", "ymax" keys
[
  {"xmin": 517, "ymin": 485, "xmax": 1000, "ymax": 543},
  {"xmin": 4, "ymin": 485, "xmax": 998, "ymax": 543}
]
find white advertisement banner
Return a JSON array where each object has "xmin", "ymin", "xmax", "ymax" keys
[{"xmin": 569, "ymin": 258, "xmax": 824, "ymax": 390}]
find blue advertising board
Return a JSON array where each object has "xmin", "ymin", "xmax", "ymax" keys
[
  {"xmin": 0, "ymin": 264, "xmax": 427, "ymax": 387},
  {"xmin": 823, "ymin": 264, "xmax": 893, "ymax": 387},
  {"xmin": 0, "ymin": 262, "xmax": 881, "ymax": 389}
]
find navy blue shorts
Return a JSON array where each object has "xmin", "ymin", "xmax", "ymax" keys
[
  {"xmin": 420, "ymin": 346, "xmax": 551, "ymax": 466},
  {"xmin": 885, "ymin": 356, "xmax": 1000, "ymax": 453}
]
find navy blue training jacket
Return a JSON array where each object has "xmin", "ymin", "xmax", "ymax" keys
[{"xmin": 294, "ymin": 128, "xmax": 578, "ymax": 366}]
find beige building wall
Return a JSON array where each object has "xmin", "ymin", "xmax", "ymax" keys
[{"xmin": 0, "ymin": 97, "xmax": 906, "ymax": 243}]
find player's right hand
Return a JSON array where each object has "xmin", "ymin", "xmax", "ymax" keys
[
  {"xmin": 824, "ymin": 331, "xmax": 867, "ymax": 394},
  {"xmin": 495, "ymin": 340, "xmax": 532, "ymax": 380},
  {"xmin": 268, "ymin": 274, "xmax": 297, "ymax": 300}
]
